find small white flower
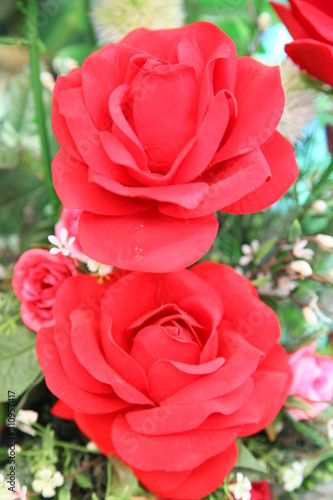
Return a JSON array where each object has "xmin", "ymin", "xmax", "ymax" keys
[
  {"xmin": 48, "ymin": 228, "xmax": 75, "ymax": 257},
  {"xmin": 311, "ymin": 200, "xmax": 327, "ymax": 213},
  {"xmin": 32, "ymin": 468, "xmax": 64, "ymax": 498},
  {"xmin": 16, "ymin": 410, "xmax": 38, "ymax": 436},
  {"xmin": 302, "ymin": 306, "xmax": 318, "ymax": 327},
  {"xmin": 40, "ymin": 71, "xmax": 55, "ymax": 92},
  {"xmin": 229, "ymin": 472, "xmax": 252, "ymax": 500},
  {"xmin": 239, "ymin": 239, "xmax": 260, "ymax": 266},
  {"xmin": 52, "ymin": 56, "xmax": 79, "ymax": 76},
  {"xmin": 7, "ymin": 444, "xmax": 21, "ymax": 457},
  {"xmin": 304, "ymin": 297, "xmax": 332, "ymax": 325},
  {"xmin": 315, "ymin": 234, "xmax": 333, "ymax": 251},
  {"xmin": 293, "ymin": 239, "xmax": 314, "ymax": 260},
  {"xmin": 87, "ymin": 259, "xmax": 113, "ymax": 277},
  {"xmin": 51, "ymin": 472, "xmax": 64, "ymax": 488},
  {"xmin": 282, "ymin": 461, "xmax": 305, "ymax": 492},
  {"xmin": 16, "ymin": 410, "xmax": 38, "ymax": 426},
  {"xmin": 86, "ymin": 441, "xmax": 99, "ymax": 451},
  {"xmin": 276, "ymin": 275, "xmax": 298, "ymax": 297},
  {"xmin": 288, "ymin": 260, "xmax": 313, "ymax": 277}
]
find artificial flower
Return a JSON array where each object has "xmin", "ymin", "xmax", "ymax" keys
[
  {"xmin": 51, "ymin": 22, "xmax": 298, "ymax": 272},
  {"xmin": 37, "ymin": 262, "xmax": 291, "ymax": 499},
  {"xmin": 12, "ymin": 249, "xmax": 76, "ymax": 331},
  {"xmin": 271, "ymin": 0, "xmax": 333, "ymax": 86}
]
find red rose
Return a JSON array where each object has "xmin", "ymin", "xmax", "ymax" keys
[
  {"xmin": 36, "ymin": 262, "xmax": 291, "ymax": 499},
  {"xmin": 12, "ymin": 249, "xmax": 76, "ymax": 332},
  {"xmin": 52, "ymin": 21, "xmax": 298, "ymax": 273},
  {"xmin": 271, "ymin": 0, "xmax": 333, "ymax": 87}
]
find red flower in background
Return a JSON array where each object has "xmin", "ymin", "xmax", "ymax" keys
[
  {"xmin": 251, "ymin": 481, "xmax": 272, "ymax": 499},
  {"xmin": 52, "ymin": 21, "xmax": 298, "ymax": 273},
  {"xmin": 12, "ymin": 249, "xmax": 76, "ymax": 332},
  {"xmin": 37, "ymin": 262, "xmax": 291, "ymax": 499},
  {"xmin": 271, "ymin": 0, "xmax": 333, "ymax": 87}
]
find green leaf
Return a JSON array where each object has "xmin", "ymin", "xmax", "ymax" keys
[
  {"xmin": 235, "ymin": 440, "xmax": 267, "ymax": 473},
  {"xmin": 58, "ymin": 479, "xmax": 73, "ymax": 500},
  {"xmin": 0, "ymin": 447, "xmax": 9, "ymax": 462},
  {"xmin": 0, "ymin": 325, "xmax": 42, "ymax": 402},
  {"xmin": 74, "ymin": 472, "xmax": 93, "ymax": 489},
  {"xmin": 255, "ymin": 236, "xmax": 278, "ymax": 263},
  {"xmin": 0, "ymin": 168, "xmax": 48, "ymax": 235},
  {"xmin": 286, "ymin": 396, "xmax": 314, "ymax": 412},
  {"xmin": 289, "ymin": 219, "xmax": 302, "ymax": 242},
  {"xmin": 286, "ymin": 415, "xmax": 328, "ymax": 447},
  {"xmin": 304, "ymin": 449, "xmax": 333, "ymax": 478}
]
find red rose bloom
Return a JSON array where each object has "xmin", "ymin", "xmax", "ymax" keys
[
  {"xmin": 271, "ymin": 0, "xmax": 333, "ymax": 87},
  {"xmin": 52, "ymin": 21, "xmax": 298, "ymax": 272},
  {"xmin": 36, "ymin": 262, "xmax": 291, "ymax": 499},
  {"xmin": 12, "ymin": 249, "xmax": 76, "ymax": 332}
]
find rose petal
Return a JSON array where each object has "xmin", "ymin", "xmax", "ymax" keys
[
  {"xmin": 126, "ymin": 378, "xmax": 253, "ymax": 435},
  {"xmin": 192, "ymin": 262, "xmax": 281, "ymax": 355},
  {"xmin": 223, "ymin": 131, "xmax": 299, "ymax": 213},
  {"xmin": 130, "ymin": 325, "xmax": 201, "ymax": 372},
  {"xmin": 100, "ymin": 270, "xmax": 222, "ymax": 349},
  {"xmin": 271, "ymin": 2, "xmax": 310, "ymax": 39},
  {"xmin": 112, "ymin": 413, "xmax": 240, "ymax": 471},
  {"xmin": 162, "ymin": 334, "xmax": 263, "ymax": 406},
  {"xmin": 214, "ymin": 57, "xmax": 285, "ymax": 161},
  {"xmin": 51, "ymin": 400, "xmax": 74, "ymax": 420},
  {"xmin": 78, "ymin": 208, "xmax": 218, "ymax": 272},
  {"xmin": 52, "ymin": 68, "xmax": 82, "ymax": 160},
  {"xmin": 56, "ymin": 87, "xmax": 132, "ymax": 184},
  {"xmin": 81, "ymin": 44, "xmax": 137, "ymax": 128},
  {"xmin": 148, "ymin": 357, "xmax": 226, "ymax": 402},
  {"xmin": 74, "ymin": 411, "xmax": 117, "ymax": 455},
  {"xmin": 128, "ymin": 63, "xmax": 199, "ymax": 169},
  {"xmin": 290, "ymin": 0, "xmax": 333, "ymax": 44},
  {"xmin": 159, "ymin": 148, "xmax": 271, "ymax": 219},
  {"xmin": 36, "ymin": 327, "xmax": 129, "ymax": 414},
  {"xmin": 52, "ymin": 149, "xmax": 152, "ymax": 215},
  {"xmin": 285, "ymin": 39, "xmax": 333, "ymax": 87},
  {"xmin": 134, "ymin": 443, "xmax": 238, "ymax": 500}
]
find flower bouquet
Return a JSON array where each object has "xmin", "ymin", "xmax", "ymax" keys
[{"xmin": 0, "ymin": 1, "xmax": 332, "ymax": 499}]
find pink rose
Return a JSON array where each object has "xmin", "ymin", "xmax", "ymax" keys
[
  {"xmin": 12, "ymin": 249, "xmax": 76, "ymax": 332},
  {"xmin": 55, "ymin": 208, "xmax": 86, "ymax": 260},
  {"xmin": 288, "ymin": 343, "xmax": 333, "ymax": 420}
]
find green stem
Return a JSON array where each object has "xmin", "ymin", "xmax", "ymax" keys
[
  {"xmin": 0, "ymin": 36, "xmax": 29, "ymax": 45},
  {"xmin": 54, "ymin": 440, "xmax": 101, "ymax": 454},
  {"xmin": 301, "ymin": 157, "xmax": 333, "ymax": 214},
  {"xmin": 26, "ymin": 0, "xmax": 59, "ymax": 220}
]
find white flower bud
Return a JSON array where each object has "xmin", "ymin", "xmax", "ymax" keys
[
  {"xmin": 40, "ymin": 71, "xmax": 55, "ymax": 92},
  {"xmin": 315, "ymin": 234, "xmax": 333, "ymax": 251},
  {"xmin": 258, "ymin": 11, "xmax": 272, "ymax": 31},
  {"xmin": 302, "ymin": 306, "xmax": 318, "ymax": 327},
  {"xmin": 282, "ymin": 461, "xmax": 305, "ymax": 492},
  {"xmin": 289, "ymin": 260, "xmax": 313, "ymax": 277}
]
